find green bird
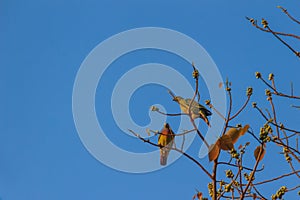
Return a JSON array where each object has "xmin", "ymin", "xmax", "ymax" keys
[
  {"xmin": 158, "ymin": 123, "xmax": 175, "ymax": 166},
  {"xmin": 173, "ymin": 96, "xmax": 212, "ymax": 126}
]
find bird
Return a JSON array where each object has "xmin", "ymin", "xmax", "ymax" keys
[
  {"xmin": 158, "ymin": 123, "xmax": 175, "ymax": 166},
  {"xmin": 173, "ymin": 96, "xmax": 212, "ymax": 126}
]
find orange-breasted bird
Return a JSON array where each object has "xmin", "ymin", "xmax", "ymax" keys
[{"xmin": 158, "ymin": 123, "xmax": 175, "ymax": 166}]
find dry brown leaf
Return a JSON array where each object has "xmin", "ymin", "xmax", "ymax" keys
[
  {"xmin": 240, "ymin": 124, "xmax": 250, "ymax": 135},
  {"xmin": 146, "ymin": 128, "xmax": 151, "ymax": 136},
  {"xmin": 219, "ymin": 82, "xmax": 223, "ymax": 88},
  {"xmin": 208, "ymin": 141, "xmax": 220, "ymax": 162},
  {"xmin": 226, "ymin": 125, "xmax": 250, "ymax": 144},
  {"xmin": 225, "ymin": 128, "xmax": 239, "ymax": 143},
  {"xmin": 254, "ymin": 145, "xmax": 266, "ymax": 161},
  {"xmin": 219, "ymin": 135, "xmax": 234, "ymax": 150},
  {"xmin": 192, "ymin": 191, "xmax": 203, "ymax": 200}
]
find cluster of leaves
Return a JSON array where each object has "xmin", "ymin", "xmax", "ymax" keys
[{"xmin": 208, "ymin": 125, "xmax": 250, "ymax": 161}]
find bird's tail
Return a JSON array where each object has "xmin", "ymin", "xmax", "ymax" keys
[
  {"xmin": 160, "ymin": 155, "xmax": 167, "ymax": 166},
  {"xmin": 199, "ymin": 111, "xmax": 211, "ymax": 127},
  {"xmin": 205, "ymin": 119, "xmax": 211, "ymax": 127},
  {"xmin": 160, "ymin": 149, "xmax": 169, "ymax": 166}
]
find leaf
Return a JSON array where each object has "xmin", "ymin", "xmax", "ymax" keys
[
  {"xmin": 208, "ymin": 141, "xmax": 220, "ymax": 162},
  {"xmin": 146, "ymin": 128, "xmax": 151, "ymax": 136},
  {"xmin": 225, "ymin": 128, "xmax": 239, "ymax": 142},
  {"xmin": 192, "ymin": 191, "xmax": 203, "ymax": 200},
  {"xmin": 219, "ymin": 135, "xmax": 234, "ymax": 150},
  {"xmin": 219, "ymin": 82, "xmax": 223, "ymax": 88},
  {"xmin": 240, "ymin": 124, "xmax": 250, "ymax": 135},
  {"xmin": 226, "ymin": 125, "xmax": 250, "ymax": 144},
  {"xmin": 254, "ymin": 145, "xmax": 266, "ymax": 161}
]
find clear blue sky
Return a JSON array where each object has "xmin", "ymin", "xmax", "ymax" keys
[{"xmin": 1, "ymin": 0, "xmax": 299, "ymax": 199}]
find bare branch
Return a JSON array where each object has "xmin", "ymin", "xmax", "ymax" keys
[
  {"xmin": 208, "ymin": 103, "xmax": 226, "ymax": 121},
  {"xmin": 266, "ymin": 25, "xmax": 300, "ymax": 58},
  {"xmin": 229, "ymin": 95, "xmax": 251, "ymax": 120},
  {"xmin": 277, "ymin": 6, "xmax": 300, "ymax": 25},
  {"xmin": 253, "ymin": 170, "xmax": 300, "ymax": 185},
  {"xmin": 156, "ymin": 110, "xmax": 187, "ymax": 117},
  {"xmin": 255, "ymin": 105, "xmax": 300, "ymax": 134},
  {"xmin": 287, "ymin": 184, "xmax": 300, "ymax": 192},
  {"xmin": 246, "ymin": 16, "xmax": 300, "ymax": 40},
  {"xmin": 258, "ymin": 75, "xmax": 300, "ymax": 99},
  {"xmin": 217, "ymin": 162, "xmax": 265, "ymax": 172}
]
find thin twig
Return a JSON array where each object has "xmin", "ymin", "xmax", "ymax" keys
[
  {"xmin": 181, "ymin": 134, "xmax": 186, "ymax": 151},
  {"xmin": 252, "ymin": 185, "xmax": 268, "ymax": 200},
  {"xmin": 258, "ymin": 76, "xmax": 300, "ymax": 99},
  {"xmin": 223, "ymin": 83, "xmax": 233, "ymax": 137},
  {"xmin": 280, "ymin": 132, "xmax": 300, "ymax": 140},
  {"xmin": 289, "ymin": 161, "xmax": 300, "ymax": 178},
  {"xmin": 253, "ymin": 170, "xmax": 300, "ymax": 185},
  {"xmin": 246, "ymin": 16, "xmax": 300, "ymax": 39},
  {"xmin": 287, "ymin": 184, "xmax": 300, "ymax": 192},
  {"xmin": 209, "ymin": 103, "xmax": 226, "ymax": 121},
  {"xmin": 269, "ymin": 97, "xmax": 280, "ymax": 138},
  {"xmin": 278, "ymin": 6, "xmax": 300, "ymax": 25},
  {"xmin": 255, "ymin": 106, "xmax": 300, "ymax": 133},
  {"xmin": 156, "ymin": 110, "xmax": 187, "ymax": 117},
  {"xmin": 217, "ymin": 162, "xmax": 265, "ymax": 172},
  {"xmin": 229, "ymin": 95, "xmax": 251, "ymax": 120},
  {"xmin": 147, "ymin": 128, "xmax": 197, "ymax": 137},
  {"xmin": 272, "ymin": 140, "xmax": 300, "ymax": 156},
  {"xmin": 266, "ymin": 25, "xmax": 300, "ymax": 58}
]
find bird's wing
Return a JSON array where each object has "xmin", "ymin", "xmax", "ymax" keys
[
  {"xmin": 158, "ymin": 128, "xmax": 170, "ymax": 147},
  {"xmin": 158, "ymin": 133, "xmax": 162, "ymax": 144},
  {"xmin": 185, "ymin": 98, "xmax": 202, "ymax": 115},
  {"xmin": 199, "ymin": 106, "xmax": 212, "ymax": 116},
  {"xmin": 186, "ymin": 98, "xmax": 212, "ymax": 116}
]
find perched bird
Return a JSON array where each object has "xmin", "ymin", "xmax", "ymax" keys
[
  {"xmin": 158, "ymin": 123, "xmax": 175, "ymax": 166},
  {"xmin": 173, "ymin": 96, "xmax": 212, "ymax": 126}
]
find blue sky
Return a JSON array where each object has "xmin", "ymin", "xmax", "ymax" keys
[{"xmin": 1, "ymin": 0, "xmax": 300, "ymax": 199}]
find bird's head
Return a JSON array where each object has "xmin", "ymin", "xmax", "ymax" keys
[
  {"xmin": 173, "ymin": 96, "xmax": 183, "ymax": 102},
  {"xmin": 164, "ymin": 123, "xmax": 170, "ymax": 129}
]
